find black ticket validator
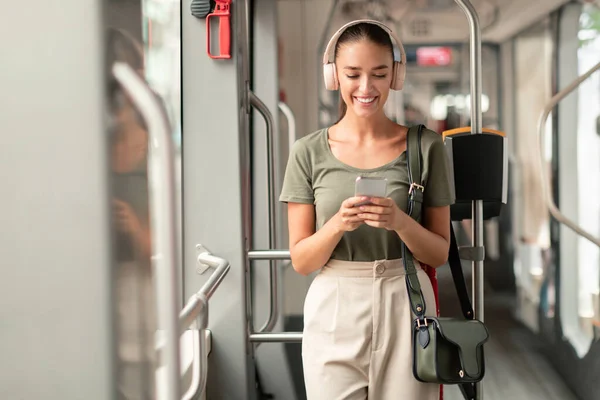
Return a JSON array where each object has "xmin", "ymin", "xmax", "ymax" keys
[{"xmin": 443, "ymin": 127, "xmax": 508, "ymax": 221}]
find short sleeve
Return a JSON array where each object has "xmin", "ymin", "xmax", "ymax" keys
[
  {"xmin": 279, "ymin": 140, "xmax": 314, "ymax": 204},
  {"xmin": 423, "ymin": 134, "xmax": 455, "ymax": 207}
]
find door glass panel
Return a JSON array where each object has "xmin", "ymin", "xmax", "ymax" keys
[
  {"xmin": 142, "ymin": 0, "xmax": 182, "ymax": 155},
  {"xmin": 142, "ymin": 0, "xmax": 183, "ymax": 274},
  {"xmin": 577, "ymin": 3, "xmax": 600, "ymax": 342},
  {"xmin": 105, "ymin": 21, "xmax": 157, "ymax": 400},
  {"xmin": 105, "ymin": 0, "xmax": 182, "ymax": 397},
  {"xmin": 142, "ymin": 0, "xmax": 185, "ymax": 395}
]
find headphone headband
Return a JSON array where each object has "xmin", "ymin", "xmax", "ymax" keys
[{"xmin": 322, "ymin": 19, "xmax": 406, "ymax": 66}]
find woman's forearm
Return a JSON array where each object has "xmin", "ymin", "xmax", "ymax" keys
[
  {"xmin": 395, "ymin": 212, "xmax": 449, "ymax": 267},
  {"xmin": 290, "ymin": 216, "xmax": 345, "ymax": 276}
]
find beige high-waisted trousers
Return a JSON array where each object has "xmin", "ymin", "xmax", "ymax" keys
[{"xmin": 302, "ymin": 258, "xmax": 439, "ymax": 400}]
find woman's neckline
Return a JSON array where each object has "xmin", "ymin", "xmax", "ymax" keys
[{"xmin": 322, "ymin": 127, "xmax": 406, "ymax": 173}]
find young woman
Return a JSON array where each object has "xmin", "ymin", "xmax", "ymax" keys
[{"xmin": 279, "ymin": 20, "xmax": 454, "ymax": 400}]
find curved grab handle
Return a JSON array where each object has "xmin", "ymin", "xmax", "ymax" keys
[
  {"xmin": 537, "ymin": 60, "xmax": 600, "ymax": 248},
  {"xmin": 182, "ymin": 330, "xmax": 209, "ymax": 400},
  {"xmin": 179, "ymin": 250, "xmax": 231, "ymax": 333},
  {"xmin": 112, "ymin": 62, "xmax": 182, "ymax": 399},
  {"xmin": 249, "ymin": 91, "xmax": 279, "ymax": 333},
  {"xmin": 182, "ymin": 330, "xmax": 201, "ymax": 400},
  {"xmin": 179, "ymin": 251, "xmax": 229, "ymax": 400},
  {"xmin": 278, "ymin": 102, "xmax": 297, "ymax": 153}
]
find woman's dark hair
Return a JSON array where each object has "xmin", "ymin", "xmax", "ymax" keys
[{"xmin": 334, "ymin": 23, "xmax": 394, "ymax": 122}]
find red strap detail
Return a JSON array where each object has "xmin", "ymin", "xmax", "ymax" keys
[{"xmin": 423, "ymin": 264, "xmax": 443, "ymax": 400}]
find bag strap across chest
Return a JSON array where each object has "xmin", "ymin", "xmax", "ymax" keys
[
  {"xmin": 401, "ymin": 125, "xmax": 428, "ymax": 319},
  {"xmin": 402, "ymin": 125, "xmax": 474, "ymax": 321}
]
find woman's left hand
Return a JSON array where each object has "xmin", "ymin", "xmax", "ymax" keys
[
  {"xmin": 113, "ymin": 199, "xmax": 142, "ymax": 235},
  {"xmin": 357, "ymin": 197, "xmax": 404, "ymax": 231}
]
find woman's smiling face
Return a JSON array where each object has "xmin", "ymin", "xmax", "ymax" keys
[{"xmin": 335, "ymin": 39, "xmax": 394, "ymax": 119}]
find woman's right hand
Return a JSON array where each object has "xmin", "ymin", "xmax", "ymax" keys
[{"xmin": 333, "ymin": 196, "xmax": 370, "ymax": 233}]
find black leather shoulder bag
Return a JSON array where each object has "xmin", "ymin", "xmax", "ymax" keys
[{"xmin": 402, "ymin": 124, "xmax": 490, "ymax": 400}]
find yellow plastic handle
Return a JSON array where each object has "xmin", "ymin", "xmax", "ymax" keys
[{"xmin": 442, "ymin": 126, "xmax": 506, "ymax": 140}]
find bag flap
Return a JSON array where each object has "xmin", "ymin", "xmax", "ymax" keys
[{"xmin": 434, "ymin": 318, "xmax": 489, "ymax": 378}]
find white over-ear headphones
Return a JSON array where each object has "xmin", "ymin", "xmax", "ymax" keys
[{"xmin": 322, "ymin": 19, "xmax": 407, "ymax": 91}]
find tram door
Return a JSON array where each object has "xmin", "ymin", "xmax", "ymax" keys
[{"xmin": 2, "ymin": 0, "xmax": 182, "ymax": 399}]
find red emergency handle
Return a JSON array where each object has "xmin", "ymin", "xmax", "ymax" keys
[{"xmin": 206, "ymin": 0, "xmax": 231, "ymax": 59}]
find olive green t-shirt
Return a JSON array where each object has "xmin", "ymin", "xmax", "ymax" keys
[{"xmin": 279, "ymin": 127, "xmax": 455, "ymax": 262}]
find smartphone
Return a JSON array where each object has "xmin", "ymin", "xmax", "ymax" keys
[{"xmin": 354, "ymin": 176, "xmax": 387, "ymax": 206}]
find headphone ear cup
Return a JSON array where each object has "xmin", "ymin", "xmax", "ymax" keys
[
  {"xmin": 323, "ymin": 63, "xmax": 339, "ymax": 90},
  {"xmin": 391, "ymin": 62, "xmax": 406, "ymax": 91}
]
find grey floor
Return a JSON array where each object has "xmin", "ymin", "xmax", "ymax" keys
[{"xmin": 437, "ymin": 264, "xmax": 578, "ymax": 400}]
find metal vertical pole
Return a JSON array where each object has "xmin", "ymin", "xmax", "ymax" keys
[
  {"xmin": 249, "ymin": 91, "xmax": 280, "ymax": 334},
  {"xmin": 316, "ymin": 0, "xmax": 340, "ymax": 126},
  {"xmin": 453, "ymin": 1, "xmax": 484, "ymax": 399},
  {"xmin": 238, "ymin": 0, "xmax": 256, "ymax": 348}
]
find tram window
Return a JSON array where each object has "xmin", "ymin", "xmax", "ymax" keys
[
  {"xmin": 553, "ymin": 4, "xmax": 600, "ymax": 354},
  {"xmin": 512, "ymin": 20, "xmax": 554, "ymax": 333},
  {"xmin": 575, "ymin": 3, "xmax": 600, "ymax": 342}
]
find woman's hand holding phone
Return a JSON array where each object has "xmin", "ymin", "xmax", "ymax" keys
[
  {"xmin": 352, "ymin": 176, "xmax": 405, "ymax": 231},
  {"xmin": 334, "ymin": 195, "xmax": 404, "ymax": 233},
  {"xmin": 355, "ymin": 197, "xmax": 404, "ymax": 231},
  {"xmin": 333, "ymin": 196, "xmax": 370, "ymax": 233},
  {"xmin": 332, "ymin": 176, "xmax": 404, "ymax": 233}
]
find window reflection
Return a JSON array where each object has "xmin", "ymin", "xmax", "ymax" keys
[
  {"xmin": 105, "ymin": 0, "xmax": 181, "ymax": 397},
  {"xmin": 106, "ymin": 27, "xmax": 156, "ymax": 400}
]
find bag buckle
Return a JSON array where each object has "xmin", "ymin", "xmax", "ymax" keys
[
  {"xmin": 416, "ymin": 318, "xmax": 428, "ymax": 329},
  {"xmin": 409, "ymin": 183, "xmax": 424, "ymax": 194}
]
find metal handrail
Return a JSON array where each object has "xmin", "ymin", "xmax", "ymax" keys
[
  {"xmin": 179, "ymin": 252, "xmax": 231, "ymax": 333},
  {"xmin": 112, "ymin": 62, "xmax": 182, "ymax": 399},
  {"xmin": 248, "ymin": 250, "xmax": 291, "ymax": 260},
  {"xmin": 453, "ymin": 1, "xmax": 484, "ymax": 399},
  {"xmin": 537, "ymin": 60, "xmax": 600, "ymax": 248},
  {"xmin": 278, "ymin": 102, "xmax": 297, "ymax": 152},
  {"xmin": 249, "ymin": 332, "xmax": 303, "ymax": 343},
  {"xmin": 249, "ymin": 91, "xmax": 279, "ymax": 333},
  {"xmin": 181, "ymin": 330, "xmax": 202, "ymax": 400},
  {"xmin": 246, "ymin": 252, "xmax": 297, "ymax": 343},
  {"xmin": 179, "ymin": 251, "xmax": 231, "ymax": 400},
  {"xmin": 196, "ymin": 252, "xmax": 232, "ymax": 301}
]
